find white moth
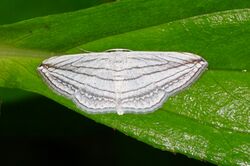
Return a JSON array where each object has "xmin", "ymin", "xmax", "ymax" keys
[{"xmin": 38, "ymin": 49, "xmax": 208, "ymax": 115}]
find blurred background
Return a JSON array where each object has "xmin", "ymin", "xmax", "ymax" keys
[
  {"xmin": 0, "ymin": 0, "xmax": 114, "ymax": 25},
  {"xmin": 0, "ymin": 0, "xmax": 214, "ymax": 165}
]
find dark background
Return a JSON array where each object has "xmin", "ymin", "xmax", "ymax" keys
[
  {"xmin": 0, "ymin": 1, "xmax": 214, "ymax": 165},
  {"xmin": 0, "ymin": 89, "xmax": 213, "ymax": 166}
]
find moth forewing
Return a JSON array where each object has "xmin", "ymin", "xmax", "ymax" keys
[{"xmin": 38, "ymin": 49, "xmax": 208, "ymax": 115}]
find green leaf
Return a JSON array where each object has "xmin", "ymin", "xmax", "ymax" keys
[
  {"xmin": 0, "ymin": 0, "xmax": 114, "ymax": 25},
  {"xmin": 0, "ymin": 0, "xmax": 250, "ymax": 165},
  {"xmin": 1, "ymin": 0, "xmax": 250, "ymax": 51}
]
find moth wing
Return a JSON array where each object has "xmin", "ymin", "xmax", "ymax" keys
[
  {"xmin": 38, "ymin": 53, "xmax": 117, "ymax": 113},
  {"xmin": 38, "ymin": 51, "xmax": 207, "ymax": 114},
  {"xmin": 119, "ymin": 51, "xmax": 207, "ymax": 113}
]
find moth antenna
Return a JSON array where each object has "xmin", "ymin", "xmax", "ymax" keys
[{"xmin": 77, "ymin": 47, "xmax": 92, "ymax": 53}]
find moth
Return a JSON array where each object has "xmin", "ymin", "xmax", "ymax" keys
[{"xmin": 38, "ymin": 49, "xmax": 208, "ymax": 115}]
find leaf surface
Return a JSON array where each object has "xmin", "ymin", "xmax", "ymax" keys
[{"xmin": 0, "ymin": 1, "xmax": 249, "ymax": 165}]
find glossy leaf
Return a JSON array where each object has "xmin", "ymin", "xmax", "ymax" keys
[{"xmin": 0, "ymin": 1, "xmax": 249, "ymax": 165}]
